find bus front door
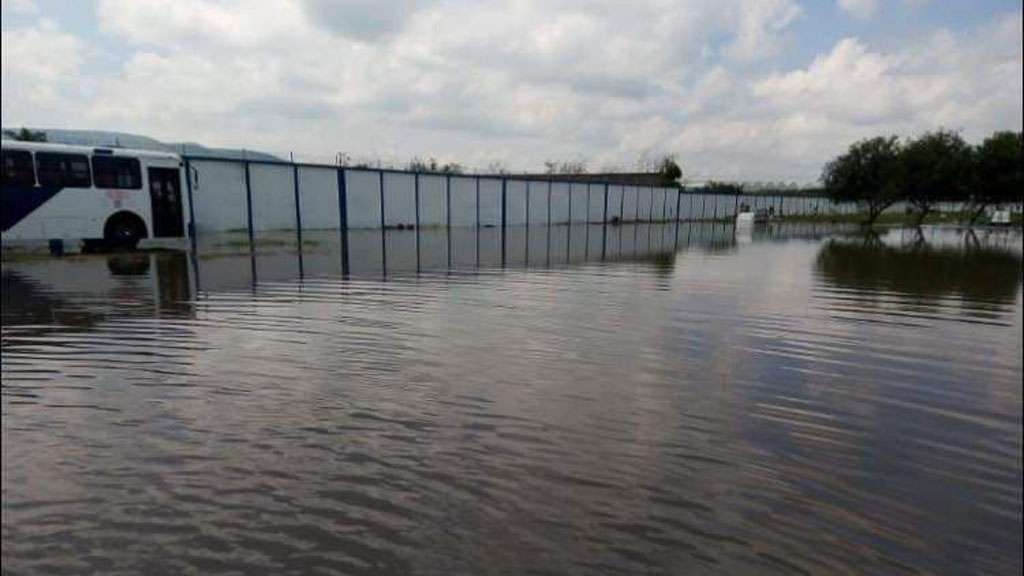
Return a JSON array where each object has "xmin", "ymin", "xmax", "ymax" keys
[{"xmin": 148, "ymin": 168, "xmax": 185, "ymax": 237}]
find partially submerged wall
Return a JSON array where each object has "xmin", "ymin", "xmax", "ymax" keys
[{"xmin": 185, "ymin": 157, "xmax": 851, "ymax": 236}]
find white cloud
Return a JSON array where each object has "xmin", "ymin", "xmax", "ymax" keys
[
  {"xmin": 96, "ymin": 0, "xmax": 308, "ymax": 48},
  {"xmin": 2, "ymin": 2, "xmax": 1021, "ymax": 183},
  {"xmin": 1, "ymin": 0, "xmax": 37, "ymax": 15},
  {"xmin": 753, "ymin": 11, "xmax": 1023, "ymax": 139},
  {"xmin": 837, "ymin": 0, "xmax": 877, "ymax": 19},
  {"xmin": 1, "ymin": 19, "xmax": 87, "ymax": 125},
  {"xmin": 726, "ymin": 0, "xmax": 802, "ymax": 61}
]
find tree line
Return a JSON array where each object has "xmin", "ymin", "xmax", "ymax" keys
[
  {"xmin": 541, "ymin": 154, "xmax": 683, "ymax": 187},
  {"xmin": 822, "ymin": 129, "xmax": 1023, "ymax": 226}
]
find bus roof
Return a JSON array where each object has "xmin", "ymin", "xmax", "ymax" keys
[{"xmin": 1, "ymin": 139, "xmax": 181, "ymax": 161}]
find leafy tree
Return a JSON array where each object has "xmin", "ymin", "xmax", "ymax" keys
[
  {"xmin": 704, "ymin": 181, "xmax": 744, "ymax": 195},
  {"xmin": 408, "ymin": 156, "xmax": 432, "ymax": 172},
  {"xmin": 971, "ymin": 131, "xmax": 1023, "ymax": 224},
  {"xmin": 822, "ymin": 136, "xmax": 904, "ymax": 226},
  {"xmin": 408, "ymin": 156, "xmax": 465, "ymax": 174},
  {"xmin": 484, "ymin": 160, "xmax": 510, "ymax": 175},
  {"xmin": 439, "ymin": 162, "xmax": 463, "ymax": 175},
  {"xmin": 2, "ymin": 127, "xmax": 47, "ymax": 142},
  {"xmin": 543, "ymin": 160, "xmax": 587, "ymax": 175},
  {"xmin": 658, "ymin": 156, "xmax": 682, "ymax": 186},
  {"xmin": 901, "ymin": 129, "xmax": 973, "ymax": 226}
]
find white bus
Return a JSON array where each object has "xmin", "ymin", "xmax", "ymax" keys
[{"xmin": 1, "ymin": 140, "xmax": 189, "ymax": 252}]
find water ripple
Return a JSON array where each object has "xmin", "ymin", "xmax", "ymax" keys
[{"xmin": 2, "ymin": 225, "xmax": 1021, "ymax": 575}]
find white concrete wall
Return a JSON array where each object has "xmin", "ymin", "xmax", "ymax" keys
[
  {"xmin": 622, "ymin": 187, "xmax": 638, "ymax": 222},
  {"xmin": 607, "ymin": 185, "xmax": 623, "ymax": 221},
  {"xmin": 450, "ymin": 176, "xmax": 477, "ymax": 227},
  {"xmin": 505, "ymin": 180, "xmax": 527, "ymax": 226},
  {"xmin": 649, "ymin": 188, "xmax": 663, "ymax": 221},
  {"xmin": 419, "ymin": 174, "xmax": 447, "ymax": 227},
  {"xmin": 550, "ymin": 182, "xmax": 570, "ymax": 224},
  {"xmin": 637, "ymin": 187, "xmax": 653, "ymax": 222},
  {"xmin": 383, "ymin": 172, "xmax": 416, "ymax": 228},
  {"xmin": 587, "ymin": 185, "xmax": 605, "ymax": 223},
  {"xmin": 297, "ymin": 166, "xmax": 339, "ymax": 230},
  {"xmin": 250, "ymin": 163, "xmax": 296, "ymax": 232},
  {"xmin": 478, "ymin": 178, "xmax": 502, "ymax": 226},
  {"xmin": 570, "ymin": 184, "xmax": 588, "ymax": 223},
  {"xmin": 665, "ymin": 189, "xmax": 679, "ymax": 221},
  {"xmin": 187, "ymin": 158, "xmax": 846, "ymax": 236},
  {"xmin": 192, "ymin": 160, "xmax": 247, "ymax": 232},
  {"xmin": 527, "ymin": 181, "xmax": 549, "ymax": 226},
  {"xmin": 679, "ymin": 194, "xmax": 694, "ymax": 220},
  {"xmin": 346, "ymin": 170, "xmax": 382, "ymax": 229}
]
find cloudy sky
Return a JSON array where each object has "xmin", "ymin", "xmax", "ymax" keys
[{"xmin": 2, "ymin": 0, "xmax": 1021, "ymax": 182}]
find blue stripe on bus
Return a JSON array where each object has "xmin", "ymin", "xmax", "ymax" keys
[{"xmin": 1, "ymin": 185, "xmax": 66, "ymax": 232}]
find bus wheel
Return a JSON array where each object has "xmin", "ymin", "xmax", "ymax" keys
[{"xmin": 104, "ymin": 213, "xmax": 147, "ymax": 250}]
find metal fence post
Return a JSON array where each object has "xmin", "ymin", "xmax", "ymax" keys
[
  {"xmin": 569, "ymin": 183, "xmax": 575, "ymax": 226},
  {"xmin": 446, "ymin": 174, "xmax": 452, "ymax": 268},
  {"xmin": 292, "ymin": 163, "xmax": 303, "ymax": 250},
  {"xmin": 415, "ymin": 173, "xmax": 421, "ymax": 270},
  {"xmin": 337, "ymin": 168, "xmax": 349, "ymax": 276},
  {"xmin": 603, "ymin": 183, "xmax": 609, "ymax": 223},
  {"xmin": 501, "ymin": 178, "xmax": 507, "ymax": 267},
  {"xmin": 184, "ymin": 158, "xmax": 197, "ymax": 251},
  {"xmin": 378, "ymin": 170, "xmax": 386, "ymax": 274},
  {"xmin": 243, "ymin": 160, "xmax": 254, "ymax": 251},
  {"xmin": 526, "ymin": 180, "xmax": 532, "ymax": 228},
  {"xmin": 378, "ymin": 170, "xmax": 386, "ymax": 230},
  {"xmin": 547, "ymin": 180, "xmax": 552, "ymax": 225}
]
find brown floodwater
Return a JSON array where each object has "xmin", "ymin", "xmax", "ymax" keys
[{"xmin": 2, "ymin": 223, "xmax": 1022, "ymax": 575}]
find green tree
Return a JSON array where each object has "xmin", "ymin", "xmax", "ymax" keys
[
  {"xmin": 901, "ymin": 129, "xmax": 973, "ymax": 226},
  {"xmin": 705, "ymin": 181, "xmax": 744, "ymax": 195},
  {"xmin": 543, "ymin": 160, "xmax": 587, "ymax": 175},
  {"xmin": 484, "ymin": 160, "xmax": 510, "ymax": 175},
  {"xmin": 439, "ymin": 162, "xmax": 464, "ymax": 175},
  {"xmin": 822, "ymin": 136, "xmax": 904, "ymax": 227},
  {"xmin": 971, "ymin": 131, "xmax": 1023, "ymax": 224},
  {"xmin": 658, "ymin": 156, "xmax": 683, "ymax": 186},
  {"xmin": 2, "ymin": 127, "xmax": 47, "ymax": 142}
]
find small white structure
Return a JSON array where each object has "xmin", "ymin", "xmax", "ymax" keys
[
  {"xmin": 736, "ymin": 208, "xmax": 770, "ymax": 226},
  {"xmin": 990, "ymin": 209, "xmax": 1012, "ymax": 226}
]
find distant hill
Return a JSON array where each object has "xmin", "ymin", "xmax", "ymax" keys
[{"xmin": 1, "ymin": 127, "xmax": 280, "ymax": 161}]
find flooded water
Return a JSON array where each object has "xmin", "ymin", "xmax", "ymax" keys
[{"xmin": 3, "ymin": 223, "xmax": 1022, "ymax": 576}]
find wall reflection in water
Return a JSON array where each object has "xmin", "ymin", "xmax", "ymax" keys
[{"xmin": 7, "ymin": 222, "xmax": 1021, "ymax": 333}]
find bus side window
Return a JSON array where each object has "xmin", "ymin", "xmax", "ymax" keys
[
  {"xmin": 93, "ymin": 156, "xmax": 141, "ymax": 189},
  {"xmin": 1, "ymin": 149, "xmax": 36, "ymax": 186},
  {"xmin": 36, "ymin": 152, "xmax": 92, "ymax": 188}
]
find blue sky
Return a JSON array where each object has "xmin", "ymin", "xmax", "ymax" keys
[{"xmin": 2, "ymin": 0, "xmax": 1022, "ymax": 182}]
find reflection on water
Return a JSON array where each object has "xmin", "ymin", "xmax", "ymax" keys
[
  {"xmin": 2, "ymin": 223, "xmax": 1022, "ymax": 575},
  {"xmin": 817, "ymin": 230, "xmax": 1022, "ymax": 304}
]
